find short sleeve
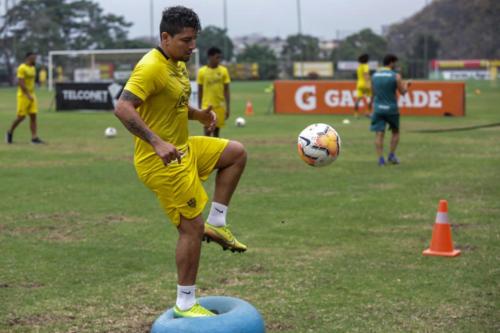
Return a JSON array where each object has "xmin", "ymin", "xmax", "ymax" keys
[
  {"xmin": 17, "ymin": 65, "xmax": 26, "ymax": 79},
  {"xmin": 124, "ymin": 62, "xmax": 164, "ymax": 101},
  {"xmin": 223, "ymin": 67, "xmax": 231, "ymax": 84},
  {"xmin": 363, "ymin": 64, "xmax": 370, "ymax": 75}
]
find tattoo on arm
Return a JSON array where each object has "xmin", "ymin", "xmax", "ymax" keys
[
  {"xmin": 122, "ymin": 118, "xmax": 156, "ymax": 144},
  {"xmin": 115, "ymin": 90, "xmax": 156, "ymax": 144},
  {"xmin": 119, "ymin": 90, "xmax": 143, "ymax": 108}
]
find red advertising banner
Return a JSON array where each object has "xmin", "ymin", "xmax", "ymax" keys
[{"xmin": 274, "ymin": 81, "xmax": 465, "ymax": 116}]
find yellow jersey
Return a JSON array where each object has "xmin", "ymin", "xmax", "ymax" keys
[
  {"xmin": 17, "ymin": 63, "xmax": 36, "ymax": 97},
  {"xmin": 196, "ymin": 65, "xmax": 230, "ymax": 110},
  {"xmin": 356, "ymin": 63, "xmax": 370, "ymax": 88},
  {"xmin": 124, "ymin": 48, "xmax": 191, "ymax": 174}
]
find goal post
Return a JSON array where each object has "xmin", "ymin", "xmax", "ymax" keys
[{"xmin": 48, "ymin": 48, "xmax": 200, "ymax": 91}]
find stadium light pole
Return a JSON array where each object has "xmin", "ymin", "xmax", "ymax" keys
[
  {"xmin": 223, "ymin": 0, "xmax": 228, "ymax": 60},
  {"xmin": 150, "ymin": 0, "xmax": 154, "ymax": 42},
  {"xmin": 296, "ymin": 0, "xmax": 302, "ymax": 36},
  {"xmin": 296, "ymin": 0, "xmax": 304, "ymax": 78}
]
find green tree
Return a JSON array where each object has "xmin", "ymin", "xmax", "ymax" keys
[
  {"xmin": 196, "ymin": 25, "xmax": 233, "ymax": 64},
  {"xmin": 237, "ymin": 44, "xmax": 278, "ymax": 80},
  {"xmin": 281, "ymin": 34, "xmax": 320, "ymax": 76},
  {"xmin": 331, "ymin": 28, "xmax": 388, "ymax": 62},
  {"xmin": 0, "ymin": 0, "xmax": 133, "ymax": 84}
]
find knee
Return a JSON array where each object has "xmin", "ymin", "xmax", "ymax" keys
[
  {"xmin": 178, "ymin": 217, "xmax": 205, "ymax": 239},
  {"xmin": 226, "ymin": 140, "xmax": 247, "ymax": 166}
]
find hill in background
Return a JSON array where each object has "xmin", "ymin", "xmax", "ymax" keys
[{"xmin": 387, "ymin": 0, "xmax": 500, "ymax": 59}]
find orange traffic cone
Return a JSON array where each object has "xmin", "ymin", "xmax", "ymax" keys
[
  {"xmin": 245, "ymin": 100, "xmax": 254, "ymax": 116},
  {"xmin": 423, "ymin": 200, "xmax": 461, "ymax": 257}
]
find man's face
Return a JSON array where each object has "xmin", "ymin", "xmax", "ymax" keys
[
  {"xmin": 162, "ymin": 27, "xmax": 197, "ymax": 62},
  {"xmin": 208, "ymin": 53, "xmax": 222, "ymax": 67},
  {"xmin": 27, "ymin": 54, "xmax": 37, "ymax": 65}
]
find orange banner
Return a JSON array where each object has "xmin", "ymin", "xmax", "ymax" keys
[{"xmin": 274, "ymin": 80, "xmax": 465, "ymax": 116}]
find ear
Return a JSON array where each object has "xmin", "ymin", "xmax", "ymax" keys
[{"xmin": 161, "ymin": 32, "xmax": 172, "ymax": 44}]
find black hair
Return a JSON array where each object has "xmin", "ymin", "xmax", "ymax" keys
[
  {"xmin": 25, "ymin": 51, "xmax": 36, "ymax": 59},
  {"xmin": 159, "ymin": 6, "xmax": 201, "ymax": 38},
  {"xmin": 383, "ymin": 54, "xmax": 399, "ymax": 66},
  {"xmin": 358, "ymin": 54, "xmax": 369, "ymax": 63},
  {"xmin": 207, "ymin": 47, "xmax": 222, "ymax": 57}
]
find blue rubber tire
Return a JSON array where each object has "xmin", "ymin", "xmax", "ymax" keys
[{"xmin": 151, "ymin": 296, "xmax": 266, "ymax": 333}]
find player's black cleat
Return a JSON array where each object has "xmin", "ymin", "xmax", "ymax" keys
[
  {"xmin": 5, "ymin": 131, "xmax": 13, "ymax": 144},
  {"xmin": 31, "ymin": 137, "xmax": 45, "ymax": 144}
]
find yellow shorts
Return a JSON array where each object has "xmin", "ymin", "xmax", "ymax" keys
[
  {"xmin": 213, "ymin": 107, "xmax": 226, "ymax": 128},
  {"xmin": 17, "ymin": 95, "xmax": 38, "ymax": 116},
  {"xmin": 355, "ymin": 87, "xmax": 372, "ymax": 98},
  {"xmin": 138, "ymin": 136, "xmax": 229, "ymax": 226}
]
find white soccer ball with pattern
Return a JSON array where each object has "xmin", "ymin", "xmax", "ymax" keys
[
  {"xmin": 297, "ymin": 123, "xmax": 341, "ymax": 167},
  {"xmin": 104, "ymin": 127, "xmax": 117, "ymax": 138},
  {"xmin": 235, "ymin": 117, "xmax": 246, "ymax": 127}
]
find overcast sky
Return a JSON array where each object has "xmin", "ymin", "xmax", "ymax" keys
[{"xmin": 97, "ymin": 0, "xmax": 429, "ymax": 40}]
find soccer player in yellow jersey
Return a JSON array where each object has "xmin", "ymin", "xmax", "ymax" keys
[
  {"xmin": 114, "ymin": 6, "xmax": 247, "ymax": 318},
  {"xmin": 197, "ymin": 47, "xmax": 231, "ymax": 137},
  {"xmin": 354, "ymin": 53, "xmax": 372, "ymax": 118},
  {"xmin": 6, "ymin": 52, "xmax": 45, "ymax": 144}
]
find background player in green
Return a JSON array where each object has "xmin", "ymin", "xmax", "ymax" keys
[
  {"xmin": 197, "ymin": 47, "xmax": 231, "ymax": 137},
  {"xmin": 370, "ymin": 54, "xmax": 411, "ymax": 166},
  {"xmin": 6, "ymin": 52, "xmax": 45, "ymax": 144},
  {"xmin": 114, "ymin": 6, "xmax": 247, "ymax": 318}
]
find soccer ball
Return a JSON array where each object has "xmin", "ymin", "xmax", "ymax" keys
[
  {"xmin": 235, "ymin": 117, "xmax": 246, "ymax": 127},
  {"xmin": 297, "ymin": 123, "xmax": 341, "ymax": 167},
  {"xmin": 104, "ymin": 127, "xmax": 117, "ymax": 138}
]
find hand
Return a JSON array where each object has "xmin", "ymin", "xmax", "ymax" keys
[
  {"xmin": 27, "ymin": 94, "xmax": 34, "ymax": 101},
  {"xmin": 152, "ymin": 140, "xmax": 182, "ymax": 166},
  {"xmin": 198, "ymin": 106, "xmax": 216, "ymax": 132},
  {"xmin": 406, "ymin": 80, "xmax": 412, "ymax": 88},
  {"xmin": 225, "ymin": 109, "xmax": 230, "ymax": 120}
]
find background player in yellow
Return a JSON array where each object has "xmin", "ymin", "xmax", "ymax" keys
[
  {"xmin": 6, "ymin": 52, "xmax": 45, "ymax": 144},
  {"xmin": 197, "ymin": 46, "xmax": 231, "ymax": 137},
  {"xmin": 38, "ymin": 65, "xmax": 48, "ymax": 88},
  {"xmin": 114, "ymin": 6, "xmax": 247, "ymax": 318},
  {"xmin": 354, "ymin": 53, "xmax": 373, "ymax": 118}
]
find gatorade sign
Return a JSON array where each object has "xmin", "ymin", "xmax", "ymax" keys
[{"xmin": 274, "ymin": 81, "xmax": 465, "ymax": 116}]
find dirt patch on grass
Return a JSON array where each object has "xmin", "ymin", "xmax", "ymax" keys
[
  {"xmin": 6, "ymin": 313, "xmax": 76, "ymax": 327},
  {"xmin": 368, "ymin": 183, "xmax": 399, "ymax": 190},
  {"xmin": 24, "ymin": 211, "xmax": 81, "ymax": 223},
  {"xmin": 2, "ymin": 224, "xmax": 83, "ymax": 242},
  {"xmin": 3, "ymin": 212, "xmax": 144, "ymax": 242},
  {"xmin": 241, "ymin": 137, "xmax": 295, "ymax": 146},
  {"xmin": 74, "ymin": 304, "xmax": 157, "ymax": 333},
  {"xmin": 101, "ymin": 215, "xmax": 144, "ymax": 224},
  {"xmin": 6, "ymin": 305, "xmax": 156, "ymax": 333},
  {"xmin": 455, "ymin": 243, "xmax": 478, "ymax": 252},
  {"xmin": 451, "ymin": 223, "xmax": 485, "ymax": 230},
  {"xmin": 266, "ymin": 321, "xmax": 295, "ymax": 331},
  {"xmin": 91, "ymin": 155, "xmax": 133, "ymax": 163},
  {"xmin": 0, "ymin": 160, "xmax": 86, "ymax": 169},
  {"xmin": 4, "ymin": 211, "xmax": 82, "ymax": 242}
]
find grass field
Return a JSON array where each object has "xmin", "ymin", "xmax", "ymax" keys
[{"xmin": 0, "ymin": 80, "xmax": 499, "ymax": 333}]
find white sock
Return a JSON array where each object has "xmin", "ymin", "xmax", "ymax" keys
[
  {"xmin": 176, "ymin": 285, "xmax": 196, "ymax": 311},
  {"xmin": 207, "ymin": 202, "xmax": 228, "ymax": 227}
]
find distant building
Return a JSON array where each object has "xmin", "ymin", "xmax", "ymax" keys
[
  {"xmin": 232, "ymin": 34, "xmax": 286, "ymax": 57},
  {"xmin": 319, "ymin": 38, "xmax": 339, "ymax": 58}
]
